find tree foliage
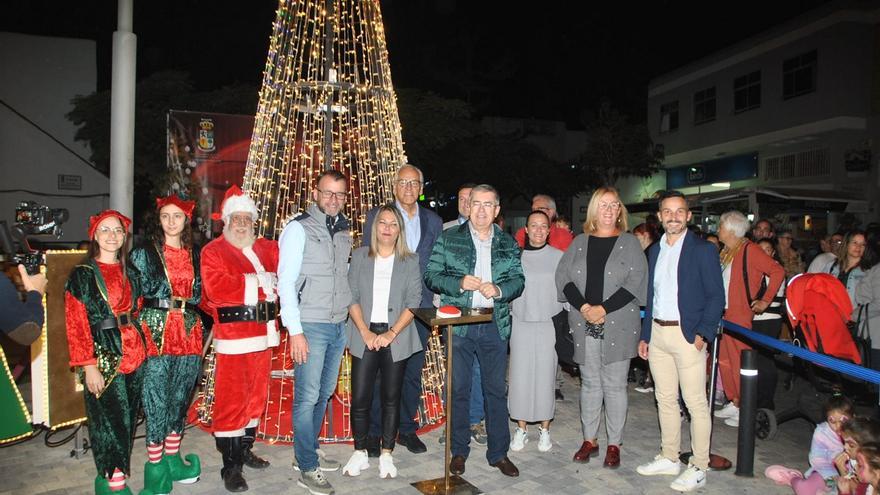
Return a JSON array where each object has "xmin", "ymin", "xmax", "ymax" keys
[{"xmin": 576, "ymin": 99, "xmax": 663, "ymax": 188}]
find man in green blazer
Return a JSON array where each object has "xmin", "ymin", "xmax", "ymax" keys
[{"xmin": 424, "ymin": 184, "xmax": 525, "ymax": 478}]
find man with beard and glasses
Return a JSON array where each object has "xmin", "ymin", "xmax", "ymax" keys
[
  {"xmin": 200, "ymin": 185, "xmax": 280, "ymax": 492},
  {"xmin": 635, "ymin": 190, "xmax": 725, "ymax": 493},
  {"xmin": 278, "ymin": 170, "xmax": 353, "ymax": 495}
]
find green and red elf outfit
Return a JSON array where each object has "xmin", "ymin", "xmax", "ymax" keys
[
  {"xmin": 65, "ymin": 210, "xmax": 155, "ymax": 495},
  {"xmin": 129, "ymin": 195, "xmax": 204, "ymax": 493}
]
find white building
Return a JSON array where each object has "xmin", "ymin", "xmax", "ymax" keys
[
  {"xmin": 638, "ymin": 2, "xmax": 880, "ymax": 236},
  {"xmin": 0, "ymin": 32, "xmax": 108, "ymax": 247}
]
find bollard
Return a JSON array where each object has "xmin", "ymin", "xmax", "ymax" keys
[{"xmin": 735, "ymin": 349, "xmax": 758, "ymax": 477}]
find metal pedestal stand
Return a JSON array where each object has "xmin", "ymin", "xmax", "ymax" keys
[{"xmin": 410, "ymin": 308, "xmax": 491, "ymax": 495}]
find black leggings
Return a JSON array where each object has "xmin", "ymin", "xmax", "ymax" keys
[{"xmin": 350, "ymin": 330, "xmax": 408, "ymax": 451}]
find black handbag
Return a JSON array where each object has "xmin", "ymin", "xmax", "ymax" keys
[
  {"xmin": 852, "ymin": 304, "xmax": 872, "ymax": 368},
  {"xmin": 552, "ymin": 309, "xmax": 576, "ymax": 366}
]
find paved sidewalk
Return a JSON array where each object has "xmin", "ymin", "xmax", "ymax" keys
[{"xmin": 1, "ymin": 372, "xmax": 813, "ymax": 495}]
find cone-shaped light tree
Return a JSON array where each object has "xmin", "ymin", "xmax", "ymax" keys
[{"xmin": 243, "ymin": 0, "xmax": 406, "ymax": 240}]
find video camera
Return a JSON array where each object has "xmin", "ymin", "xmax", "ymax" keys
[{"xmin": 0, "ymin": 201, "xmax": 69, "ymax": 275}]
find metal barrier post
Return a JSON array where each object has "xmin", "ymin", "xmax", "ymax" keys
[{"xmin": 735, "ymin": 349, "xmax": 757, "ymax": 477}]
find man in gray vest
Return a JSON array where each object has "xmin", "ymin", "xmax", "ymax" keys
[{"xmin": 279, "ymin": 170, "xmax": 353, "ymax": 495}]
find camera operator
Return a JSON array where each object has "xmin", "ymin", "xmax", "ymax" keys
[{"xmin": 1, "ymin": 264, "xmax": 48, "ymax": 346}]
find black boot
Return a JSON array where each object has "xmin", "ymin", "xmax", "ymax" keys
[
  {"xmin": 242, "ymin": 427, "xmax": 271, "ymax": 469},
  {"xmin": 215, "ymin": 436, "xmax": 248, "ymax": 492}
]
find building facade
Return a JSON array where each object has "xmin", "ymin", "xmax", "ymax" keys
[{"xmin": 638, "ymin": 2, "xmax": 880, "ymax": 237}]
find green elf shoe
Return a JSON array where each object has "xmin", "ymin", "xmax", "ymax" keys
[
  {"xmin": 95, "ymin": 475, "xmax": 133, "ymax": 495},
  {"xmin": 165, "ymin": 452, "xmax": 201, "ymax": 484},
  {"xmin": 141, "ymin": 459, "xmax": 172, "ymax": 495}
]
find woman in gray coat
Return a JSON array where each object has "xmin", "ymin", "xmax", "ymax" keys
[
  {"xmin": 342, "ymin": 204, "xmax": 423, "ymax": 479},
  {"xmin": 555, "ymin": 187, "xmax": 647, "ymax": 469}
]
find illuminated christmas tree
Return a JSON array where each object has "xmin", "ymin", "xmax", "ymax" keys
[{"xmin": 243, "ymin": 0, "xmax": 406, "ymax": 240}]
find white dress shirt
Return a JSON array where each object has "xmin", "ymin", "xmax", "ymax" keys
[{"xmin": 653, "ymin": 231, "xmax": 686, "ymax": 320}]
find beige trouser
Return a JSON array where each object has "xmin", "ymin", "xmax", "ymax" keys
[{"xmin": 648, "ymin": 321, "xmax": 711, "ymax": 470}]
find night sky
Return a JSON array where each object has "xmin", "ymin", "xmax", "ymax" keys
[{"xmin": 4, "ymin": 0, "xmax": 829, "ymax": 126}]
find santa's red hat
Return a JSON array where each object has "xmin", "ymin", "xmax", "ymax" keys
[
  {"xmin": 88, "ymin": 210, "xmax": 132, "ymax": 239},
  {"xmin": 156, "ymin": 194, "xmax": 196, "ymax": 218},
  {"xmin": 211, "ymin": 184, "xmax": 258, "ymax": 222}
]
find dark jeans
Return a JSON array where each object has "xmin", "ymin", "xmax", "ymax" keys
[
  {"xmin": 450, "ymin": 321, "xmax": 509, "ymax": 464},
  {"xmin": 752, "ymin": 318, "xmax": 782, "ymax": 410},
  {"xmin": 370, "ymin": 320, "xmax": 429, "ymax": 436},
  {"xmin": 351, "ymin": 332, "xmax": 408, "ymax": 451}
]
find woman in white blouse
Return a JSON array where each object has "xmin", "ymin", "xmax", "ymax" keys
[{"xmin": 342, "ymin": 204, "xmax": 423, "ymax": 479}]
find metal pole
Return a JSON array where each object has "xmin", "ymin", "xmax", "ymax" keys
[
  {"xmin": 321, "ymin": 0, "xmax": 336, "ymax": 170},
  {"xmin": 735, "ymin": 349, "xmax": 758, "ymax": 477},
  {"xmin": 444, "ymin": 324, "xmax": 452, "ymax": 491},
  {"xmin": 109, "ymin": 0, "xmax": 136, "ymax": 217}
]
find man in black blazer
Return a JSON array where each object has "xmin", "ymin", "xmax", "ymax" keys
[{"xmin": 362, "ymin": 164, "xmax": 443, "ymax": 455}]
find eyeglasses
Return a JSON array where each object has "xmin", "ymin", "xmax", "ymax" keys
[
  {"xmin": 97, "ymin": 226, "xmax": 125, "ymax": 236},
  {"xmin": 471, "ymin": 201, "xmax": 498, "ymax": 210},
  {"xmin": 229, "ymin": 215, "xmax": 254, "ymax": 226},
  {"xmin": 316, "ymin": 189, "xmax": 348, "ymax": 201},
  {"xmin": 598, "ymin": 201, "xmax": 621, "ymax": 210},
  {"xmin": 395, "ymin": 179, "xmax": 422, "ymax": 189}
]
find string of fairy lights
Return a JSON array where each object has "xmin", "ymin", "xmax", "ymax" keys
[{"xmin": 243, "ymin": 0, "xmax": 405, "ymax": 242}]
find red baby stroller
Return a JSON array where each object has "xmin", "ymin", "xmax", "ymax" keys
[{"xmin": 754, "ymin": 272, "xmax": 859, "ymax": 439}]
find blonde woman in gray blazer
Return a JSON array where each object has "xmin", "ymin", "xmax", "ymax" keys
[{"xmin": 343, "ymin": 204, "xmax": 423, "ymax": 479}]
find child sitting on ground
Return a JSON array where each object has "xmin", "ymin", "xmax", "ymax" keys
[
  {"xmin": 835, "ymin": 418, "xmax": 880, "ymax": 494},
  {"xmin": 765, "ymin": 394, "xmax": 855, "ymax": 494}
]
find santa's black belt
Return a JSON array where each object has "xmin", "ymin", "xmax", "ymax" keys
[
  {"xmin": 91, "ymin": 312, "xmax": 133, "ymax": 332},
  {"xmin": 143, "ymin": 297, "xmax": 189, "ymax": 311},
  {"xmin": 217, "ymin": 301, "xmax": 278, "ymax": 323}
]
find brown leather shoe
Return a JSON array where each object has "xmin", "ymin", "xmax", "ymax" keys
[
  {"xmin": 489, "ymin": 456, "xmax": 519, "ymax": 477},
  {"xmin": 450, "ymin": 455, "xmax": 466, "ymax": 475},
  {"xmin": 573, "ymin": 440, "xmax": 599, "ymax": 463},
  {"xmin": 603, "ymin": 445, "xmax": 620, "ymax": 468}
]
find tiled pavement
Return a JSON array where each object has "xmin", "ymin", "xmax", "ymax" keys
[{"xmin": 1, "ymin": 372, "xmax": 815, "ymax": 495}]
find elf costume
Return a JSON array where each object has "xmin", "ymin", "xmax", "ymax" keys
[
  {"xmin": 65, "ymin": 210, "xmax": 154, "ymax": 495},
  {"xmin": 129, "ymin": 195, "xmax": 204, "ymax": 494}
]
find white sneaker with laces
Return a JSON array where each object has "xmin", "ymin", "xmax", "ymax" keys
[
  {"xmin": 342, "ymin": 450, "xmax": 370, "ymax": 477},
  {"xmin": 670, "ymin": 465, "xmax": 707, "ymax": 492},
  {"xmin": 714, "ymin": 402, "xmax": 739, "ymax": 419},
  {"xmin": 724, "ymin": 415, "xmax": 740, "ymax": 427},
  {"xmin": 636, "ymin": 454, "xmax": 682, "ymax": 476},
  {"xmin": 537, "ymin": 426, "xmax": 552, "ymax": 452},
  {"xmin": 378, "ymin": 452, "xmax": 397, "ymax": 479},
  {"xmin": 509, "ymin": 427, "xmax": 528, "ymax": 452}
]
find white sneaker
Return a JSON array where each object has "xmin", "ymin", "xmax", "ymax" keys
[
  {"xmin": 537, "ymin": 426, "xmax": 552, "ymax": 452},
  {"xmin": 509, "ymin": 427, "xmax": 528, "ymax": 452},
  {"xmin": 724, "ymin": 415, "xmax": 740, "ymax": 427},
  {"xmin": 636, "ymin": 454, "xmax": 682, "ymax": 476},
  {"xmin": 378, "ymin": 452, "xmax": 397, "ymax": 479},
  {"xmin": 714, "ymin": 402, "xmax": 739, "ymax": 419},
  {"xmin": 342, "ymin": 450, "xmax": 370, "ymax": 477},
  {"xmin": 670, "ymin": 465, "xmax": 706, "ymax": 492}
]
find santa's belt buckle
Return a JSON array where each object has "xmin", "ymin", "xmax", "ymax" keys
[
  {"xmin": 117, "ymin": 313, "xmax": 131, "ymax": 327},
  {"xmin": 172, "ymin": 297, "xmax": 187, "ymax": 310},
  {"xmin": 256, "ymin": 301, "xmax": 274, "ymax": 322}
]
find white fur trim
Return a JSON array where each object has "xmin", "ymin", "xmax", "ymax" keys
[
  {"xmin": 246, "ymin": 418, "xmax": 260, "ymax": 428},
  {"xmin": 214, "ymin": 428, "xmax": 247, "ymax": 437},
  {"xmin": 266, "ymin": 321, "xmax": 279, "ymax": 347},
  {"xmin": 222, "ymin": 195, "xmax": 258, "ymax": 222},
  {"xmin": 214, "ymin": 336, "xmax": 268, "ymax": 355},
  {"xmin": 244, "ymin": 274, "xmax": 259, "ymax": 306}
]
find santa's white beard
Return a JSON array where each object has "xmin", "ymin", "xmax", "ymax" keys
[{"xmin": 224, "ymin": 226, "xmax": 256, "ymax": 249}]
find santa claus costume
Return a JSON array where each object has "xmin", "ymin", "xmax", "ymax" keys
[
  {"xmin": 65, "ymin": 210, "xmax": 154, "ymax": 495},
  {"xmin": 129, "ymin": 195, "xmax": 204, "ymax": 493},
  {"xmin": 200, "ymin": 186, "xmax": 279, "ymax": 492}
]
